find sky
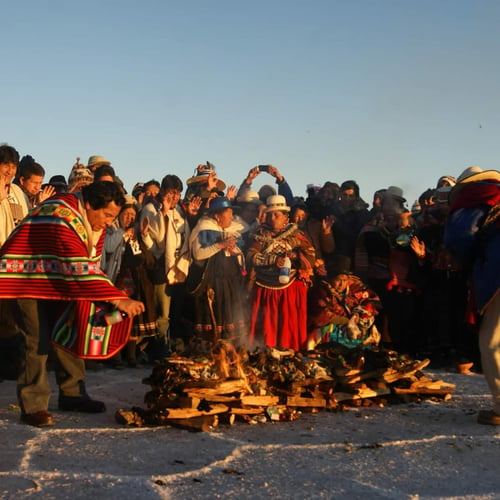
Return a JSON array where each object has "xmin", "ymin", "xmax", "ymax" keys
[{"xmin": 2, "ymin": 0, "xmax": 500, "ymax": 206}]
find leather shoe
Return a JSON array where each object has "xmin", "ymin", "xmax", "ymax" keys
[
  {"xmin": 477, "ymin": 409, "xmax": 500, "ymax": 425},
  {"xmin": 21, "ymin": 410, "xmax": 55, "ymax": 427},
  {"xmin": 59, "ymin": 395, "xmax": 106, "ymax": 413}
]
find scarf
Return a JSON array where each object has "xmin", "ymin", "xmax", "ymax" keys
[{"xmin": 164, "ymin": 205, "xmax": 191, "ymax": 285}]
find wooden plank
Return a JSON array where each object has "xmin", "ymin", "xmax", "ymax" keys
[
  {"xmin": 286, "ymin": 395, "xmax": 327, "ymax": 408},
  {"xmin": 383, "ymin": 359, "xmax": 431, "ymax": 383},
  {"xmin": 230, "ymin": 407, "xmax": 266, "ymax": 415},
  {"xmin": 181, "ymin": 379, "xmax": 251, "ymax": 394},
  {"xmin": 167, "ymin": 415, "xmax": 219, "ymax": 432},
  {"xmin": 240, "ymin": 395, "xmax": 279, "ymax": 407},
  {"xmin": 392, "ymin": 387, "xmax": 455, "ymax": 396},
  {"xmin": 333, "ymin": 385, "xmax": 391, "ymax": 402},
  {"xmin": 409, "ymin": 379, "xmax": 456, "ymax": 391},
  {"xmin": 343, "ymin": 367, "xmax": 388, "ymax": 384},
  {"xmin": 290, "ymin": 377, "xmax": 333, "ymax": 390},
  {"xmin": 184, "ymin": 392, "xmax": 240, "ymax": 404},
  {"xmin": 163, "ymin": 404, "xmax": 229, "ymax": 420}
]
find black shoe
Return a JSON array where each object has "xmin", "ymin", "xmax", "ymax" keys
[
  {"xmin": 21, "ymin": 410, "xmax": 55, "ymax": 427},
  {"xmin": 58, "ymin": 395, "xmax": 106, "ymax": 413}
]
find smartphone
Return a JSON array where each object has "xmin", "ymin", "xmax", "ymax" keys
[{"xmin": 258, "ymin": 165, "xmax": 270, "ymax": 172}]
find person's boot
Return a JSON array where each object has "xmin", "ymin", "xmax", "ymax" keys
[
  {"xmin": 58, "ymin": 381, "xmax": 105, "ymax": 413},
  {"xmin": 21, "ymin": 410, "xmax": 55, "ymax": 427}
]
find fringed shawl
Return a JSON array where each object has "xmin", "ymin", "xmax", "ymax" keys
[{"xmin": 0, "ymin": 193, "xmax": 127, "ymax": 302}]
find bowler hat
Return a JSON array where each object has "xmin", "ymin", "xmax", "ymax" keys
[{"xmin": 208, "ymin": 196, "xmax": 233, "ymax": 213}]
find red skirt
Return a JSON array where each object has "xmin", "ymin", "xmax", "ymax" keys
[{"xmin": 249, "ymin": 280, "xmax": 308, "ymax": 351}]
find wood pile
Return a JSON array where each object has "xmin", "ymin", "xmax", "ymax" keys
[{"xmin": 115, "ymin": 341, "xmax": 455, "ymax": 431}]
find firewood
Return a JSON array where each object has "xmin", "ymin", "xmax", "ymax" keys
[
  {"xmin": 181, "ymin": 378, "xmax": 251, "ymax": 394},
  {"xmin": 409, "ymin": 379, "xmax": 455, "ymax": 391},
  {"xmin": 167, "ymin": 414, "xmax": 219, "ymax": 432},
  {"xmin": 392, "ymin": 387, "xmax": 455, "ymax": 397},
  {"xmin": 343, "ymin": 367, "xmax": 387, "ymax": 384},
  {"xmin": 286, "ymin": 395, "xmax": 327, "ymax": 408},
  {"xmin": 383, "ymin": 359, "xmax": 431, "ymax": 383},
  {"xmin": 114, "ymin": 409, "xmax": 144, "ymax": 426},
  {"xmin": 333, "ymin": 385, "xmax": 390, "ymax": 402},
  {"xmin": 334, "ymin": 367, "xmax": 362, "ymax": 377},
  {"xmin": 184, "ymin": 391, "xmax": 240, "ymax": 404},
  {"xmin": 392, "ymin": 379, "xmax": 456, "ymax": 396},
  {"xmin": 230, "ymin": 407, "xmax": 266, "ymax": 415},
  {"xmin": 240, "ymin": 395, "xmax": 280, "ymax": 407},
  {"xmin": 234, "ymin": 413, "xmax": 265, "ymax": 424},
  {"xmin": 291, "ymin": 376, "xmax": 333, "ymax": 388},
  {"xmin": 162, "ymin": 404, "xmax": 229, "ymax": 420}
]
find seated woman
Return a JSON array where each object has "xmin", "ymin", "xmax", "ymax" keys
[
  {"xmin": 187, "ymin": 196, "xmax": 248, "ymax": 347},
  {"xmin": 246, "ymin": 195, "xmax": 316, "ymax": 351},
  {"xmin": 307, "ymin": 259, "xmax": 382, "ymax": 350}
]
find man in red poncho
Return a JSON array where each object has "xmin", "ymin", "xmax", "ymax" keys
[{"xmin": 0, "ymin": 181, "xmax": 144, "ymax": 427}]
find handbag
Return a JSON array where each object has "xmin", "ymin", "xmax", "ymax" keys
[{"xmin": 52, "ymin": 301, "xmax": 133, "ymax": 359}]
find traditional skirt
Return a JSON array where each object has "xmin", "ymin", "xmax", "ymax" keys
[
  {"xmin": 249, "ymin": 279, "xmax": 308, "ymax": 351},
  {"xmin": 192, "ymin": 252, "xmax": 248, "ymax": 344}
]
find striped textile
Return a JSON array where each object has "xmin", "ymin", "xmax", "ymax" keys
[
  {"xmin": 0, "ymin": 193, "xmax": 127, "ymax": 302},
  {"xmin": 52, "ymin": 301, "xmax": 132, "ymax": 359}
]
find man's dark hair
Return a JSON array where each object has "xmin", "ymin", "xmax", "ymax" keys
[
  {"xmin": 418, "ymin": 188, "xmax": 435, "ymax": 205},
  {"xmin": 18, "ymin": 155, "xmax": 45, "ymax": 180},
  {"xmin": 144, "ymin": 179, "xmax": 160, "ymax": 190},
  {"xmin": 93, "ymin": 165, "xmax": 116, "ymax": 181},
  {"xmin": 82, "ymin": 181, "xmax": 125, "ymax": 210},
  {"xmin": 0, "ymin": 144, "xmax": 20, "ymax": 166},
  {"xmin": 160, "ymin": 174, "xmax": 183, "ymax": 193},
  {"xmin": 340, "ymin": 180, "xmax": 360, "ymax": 198}
]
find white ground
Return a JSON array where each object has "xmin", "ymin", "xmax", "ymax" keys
[{"xmin": 0, "ymin": 365, "xmax": 499, "ymax": 499}]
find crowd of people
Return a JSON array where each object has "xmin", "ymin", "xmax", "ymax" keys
[{"xmin": 0, "ymin": 144, "xmax": 498, "ymax": 427}]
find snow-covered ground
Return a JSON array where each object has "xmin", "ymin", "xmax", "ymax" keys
[{"xmin": 1, "ymin": 365, "xmax": 499, "ymax": 499}]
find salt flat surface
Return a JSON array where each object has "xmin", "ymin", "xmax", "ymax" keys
[{"xmin": 0, "ymin": 366, "xmax": 498, "ymax": 499}]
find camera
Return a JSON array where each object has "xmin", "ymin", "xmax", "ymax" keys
[{"xmin": 258, "ymin": 165, "xmax": 270, "ymax": 172}]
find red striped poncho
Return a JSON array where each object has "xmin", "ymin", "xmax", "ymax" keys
[{"xmin": 0, "ymin": 193, "xmax": 127, "ymax": 302}]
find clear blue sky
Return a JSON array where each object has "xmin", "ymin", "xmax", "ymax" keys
[{"xmin": 3, "ymin": 0, "xmax": 499, "ymax": 206}]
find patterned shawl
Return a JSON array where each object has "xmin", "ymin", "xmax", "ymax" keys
[{"xmin": 0, "ymin": 193, "xmax": 127, "ymax": 302}]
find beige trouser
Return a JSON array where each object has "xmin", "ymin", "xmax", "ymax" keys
[
  {"xmin": 154, "ymin": 283, "xmax": 171, "ymax": 341},
  {"xmin": 14, "ymin": 299, "xmax": 86, "ymax": 414},
  {"xmin": 478, "ymin": 292, "xmax": 500, "ymax": 415}
]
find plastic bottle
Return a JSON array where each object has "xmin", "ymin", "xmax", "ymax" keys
[
  {"xmin": 279, "ymin": 256, "xmax": 291, "ymax": 284},
  {"xmin": 104, "ymin": 310, "xmax": 127, "ymax": 326}
]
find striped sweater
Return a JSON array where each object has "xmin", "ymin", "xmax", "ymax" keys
[{"xmin": 0, "ymin": 193, "xmax": 127, "ymax": 302}]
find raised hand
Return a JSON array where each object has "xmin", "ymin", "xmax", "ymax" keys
[
  {"xmin": 226, "ymin": 185, "xmax": 237, "ymax": 200},
  {"xmin": 245, "ymin": 166, "xmax": 260, "ymax": 184},
  {"xmin": 38, "ymin": 184, "xmax": 56, "ymax": 203},
  {"xmin": 207, "ymin": 171, "xmax": 219, "ymax": 192},
  {"xmin": 187, "ymin": 196, "xmax": 202, "ymax": 216},
  {"xmin": 267, "ymin": 165, "xmax": 284, "ymax": 183},
  {"xmin": 410, "ymin": 236, "xmax": 426, "ymax": 259},
  {"xmin": 322, "ymin": 215, "xmax": 335, "ymax": 233}
]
